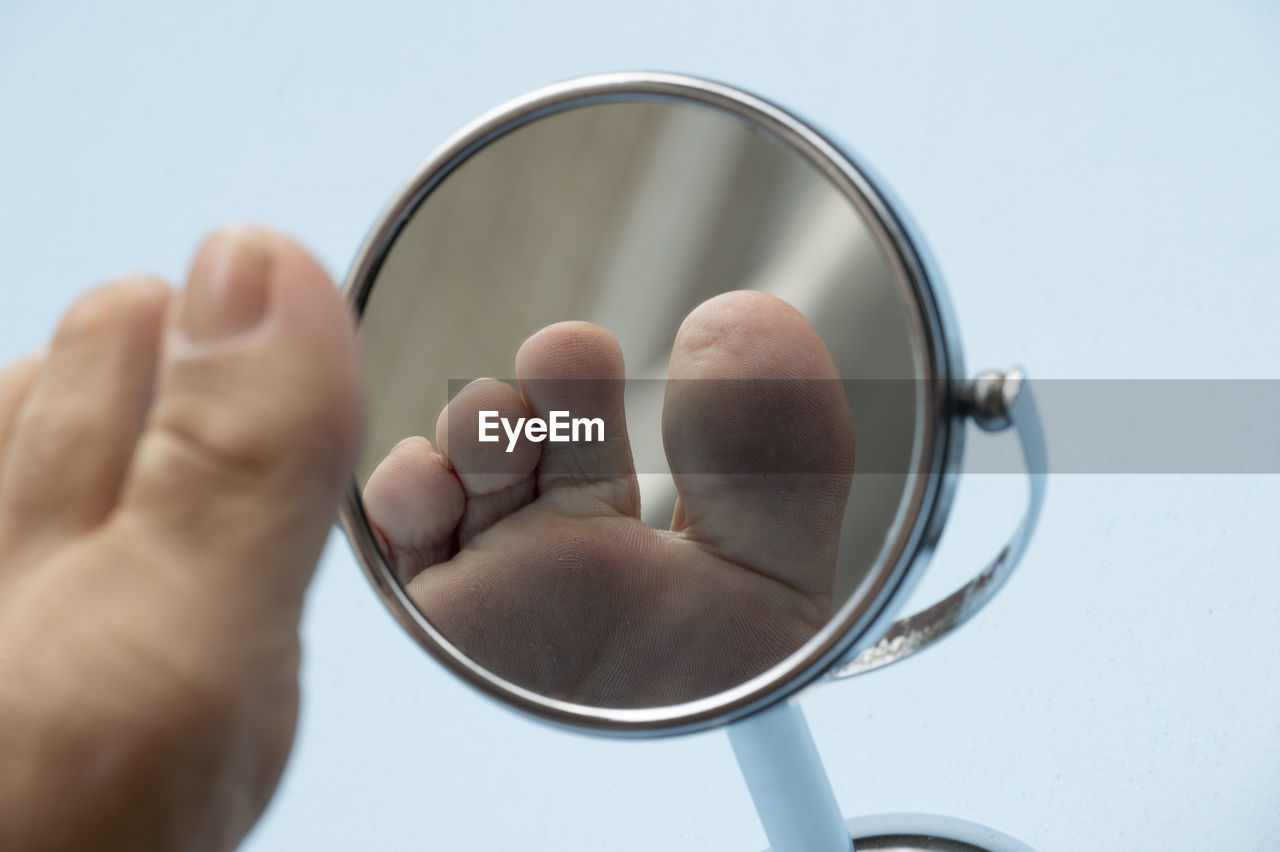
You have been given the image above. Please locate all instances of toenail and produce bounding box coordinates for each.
[181,227,272,341]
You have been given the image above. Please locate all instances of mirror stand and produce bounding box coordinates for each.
[729,703,1038,852]
[728,371,1048,852]
[728,700,851,851]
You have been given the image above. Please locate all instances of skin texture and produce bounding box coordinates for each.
[364,291,855,707]
[0,228,363,852]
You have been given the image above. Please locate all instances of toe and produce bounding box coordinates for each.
[0,348,47,473]
[435,378,539,545]
[436,378,540,497]
[363,436,464,585]
[115,226,364,609]
[663,291,854,604]
[0,278,170,546]
[515,322,639,517]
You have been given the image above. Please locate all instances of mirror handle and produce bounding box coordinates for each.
[830,368,1047,679]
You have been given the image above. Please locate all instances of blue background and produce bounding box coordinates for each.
[3,2,1278,848]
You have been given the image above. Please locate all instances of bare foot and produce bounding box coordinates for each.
[0,228,363,851]
[364,291,853,707]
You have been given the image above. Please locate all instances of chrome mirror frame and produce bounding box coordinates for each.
[337,71,1043,737]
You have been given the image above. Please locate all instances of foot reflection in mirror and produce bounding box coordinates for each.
[362,290,854,708]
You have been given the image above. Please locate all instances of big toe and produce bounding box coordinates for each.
[115,226,364,615]
[663,290,853,605]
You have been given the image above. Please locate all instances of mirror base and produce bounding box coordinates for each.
[843,813,1036,852]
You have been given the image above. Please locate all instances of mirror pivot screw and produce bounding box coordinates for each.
[968,368,1024,433]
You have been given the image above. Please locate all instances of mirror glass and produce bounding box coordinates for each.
[355,98,927,710]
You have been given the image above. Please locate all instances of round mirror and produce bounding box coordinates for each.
[340,73,980,734]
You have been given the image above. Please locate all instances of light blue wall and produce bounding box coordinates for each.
[2,2,1277,848]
